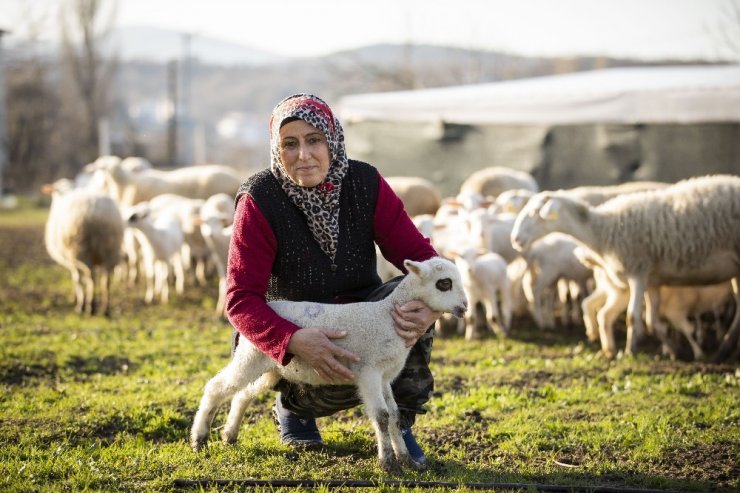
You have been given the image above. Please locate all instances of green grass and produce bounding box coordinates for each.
[1,206,738,492]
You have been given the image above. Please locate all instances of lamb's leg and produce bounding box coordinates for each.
[382,381,426,471]
[190,346,275,451]
[714,277,740,362]
[356,371,400,474]
[645,287,678,359]
[582,288,606,343]
[70,268,84,314]
[625,277,647,356]
[597,287,628,359]
[221,371,281,445]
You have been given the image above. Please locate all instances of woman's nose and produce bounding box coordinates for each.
[298,142,310,160]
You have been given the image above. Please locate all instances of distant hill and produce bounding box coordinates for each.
[105,26,286,66]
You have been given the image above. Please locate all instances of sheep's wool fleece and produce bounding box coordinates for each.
[269,94,349,262]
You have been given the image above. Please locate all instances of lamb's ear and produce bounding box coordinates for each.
[538,197,560,220]
[404,259,424,277]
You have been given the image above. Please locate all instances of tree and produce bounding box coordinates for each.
[59,0,118,164]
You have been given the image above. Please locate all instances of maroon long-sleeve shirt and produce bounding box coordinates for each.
[225,174,437,366]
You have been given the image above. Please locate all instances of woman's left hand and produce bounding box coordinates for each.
[391,300,442,347]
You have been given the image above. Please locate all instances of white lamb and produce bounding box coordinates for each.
[520,233,593,330]
[198,193,236,318]
[576,247,732,360]
[43,180,124,316]
[511,174,740,360]
[190,257,468,474]
[124,204,185,304]
[452,247,511,339]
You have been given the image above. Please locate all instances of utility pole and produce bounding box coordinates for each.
[179,32,194,166]
[167,59,178,165]
[0,29,9,203]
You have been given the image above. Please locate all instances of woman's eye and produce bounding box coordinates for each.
[281,141,297,149]
[308,136,324,145]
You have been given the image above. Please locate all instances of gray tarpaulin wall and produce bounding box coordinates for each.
[338,65,740,197]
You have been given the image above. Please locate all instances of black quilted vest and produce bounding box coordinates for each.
[236,160,382,303]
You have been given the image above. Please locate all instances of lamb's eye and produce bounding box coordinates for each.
[436,278,452,291]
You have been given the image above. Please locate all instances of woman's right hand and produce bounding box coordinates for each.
[286,328,360,383]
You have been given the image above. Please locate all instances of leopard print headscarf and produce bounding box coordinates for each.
[269,94,349,263]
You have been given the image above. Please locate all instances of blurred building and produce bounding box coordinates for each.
[339,64,740,196]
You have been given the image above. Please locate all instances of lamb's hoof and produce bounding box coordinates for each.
[380,457,403,475]
[191,438,205,452]
[221,430,237,445]
[401,455,427,471]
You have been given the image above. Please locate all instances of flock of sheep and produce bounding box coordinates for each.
[382,167,740,363]
[42,157,740,363]
[43,155,240,318]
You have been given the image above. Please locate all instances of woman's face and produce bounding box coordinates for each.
[278,119,331,188]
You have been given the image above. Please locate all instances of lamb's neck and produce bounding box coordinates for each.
[384,280,417,307]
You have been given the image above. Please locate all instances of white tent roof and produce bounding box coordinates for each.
[338,65,740,125]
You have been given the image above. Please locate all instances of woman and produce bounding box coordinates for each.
[226,94,441,465]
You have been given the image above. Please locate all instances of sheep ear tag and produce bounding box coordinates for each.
[539,199,559,220]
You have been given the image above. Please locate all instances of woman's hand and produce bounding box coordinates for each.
[287,328,360,383]
[391,301,442,347]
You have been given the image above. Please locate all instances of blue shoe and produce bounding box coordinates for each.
[401,426,426,466]
[272,395,323,449]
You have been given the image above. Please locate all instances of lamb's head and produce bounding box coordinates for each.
[403,257,468,318]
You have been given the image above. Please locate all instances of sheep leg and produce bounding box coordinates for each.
[582,288,606,343]
[100,268,111,318]
[597,288,628,359]
[173,251,185,294]
[356,370,401,474]
[69,267,85,314]
[190,346,276,451]
[499,278,513,334]
[645,287,678,359]
[714,277,740,362]
[625,277,647,355]
[382,381,425,471]
[221,371,281,445]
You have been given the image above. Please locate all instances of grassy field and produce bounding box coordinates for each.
[0,206,738,492]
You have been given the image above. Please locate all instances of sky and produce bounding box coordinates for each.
[2,0,739,61]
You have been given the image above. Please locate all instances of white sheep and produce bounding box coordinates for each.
[520,233,592,330]
[565,181,670,206]
[576,247,732,360]
[385,176,442,217]
[190,257,468,474]
[198,193,236,318]
[93,156,242,206]
[459,166,539,199]
[43,181,124,316]
[511,174,740,360]
[124,204,185,304]
[452,248,511,339]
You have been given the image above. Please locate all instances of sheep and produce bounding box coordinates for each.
[93,155,243,206]
[190,257,468,474]
[519,233,593,330]
[148,194,210,288]
[511,174,740,360]
[459,166,538,199]
[385,176,442,217]
[124,204,185,304]
[198,193,236,317]
[43,180,124,316]
[576,247,733,360]
[451,247,511,339]
[491,188,535,215]
[467,208,519,263]
[565,181,670,206]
